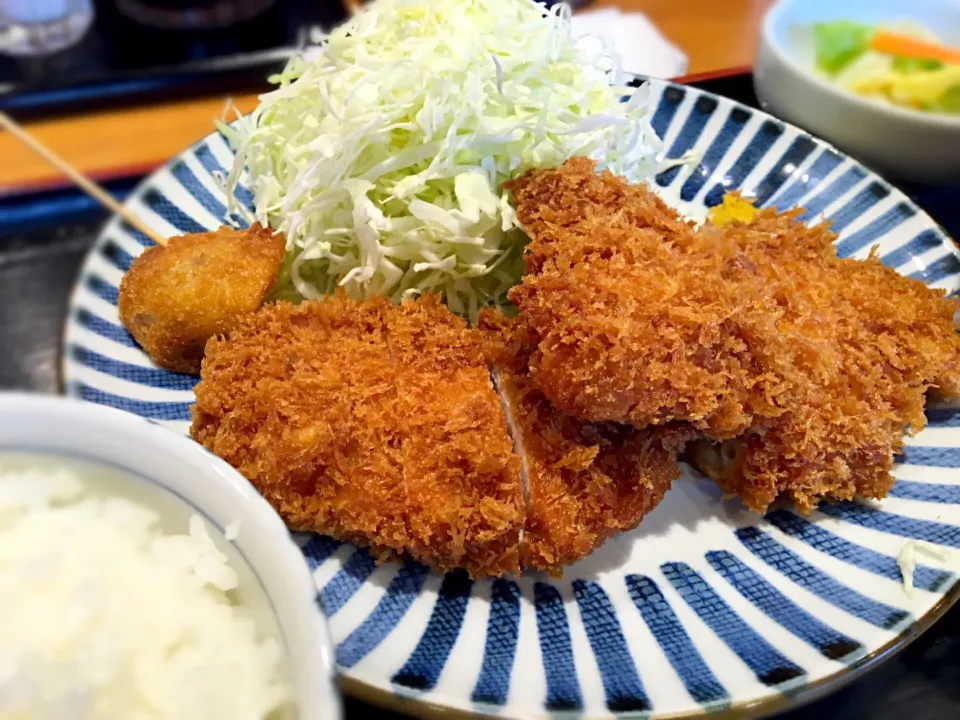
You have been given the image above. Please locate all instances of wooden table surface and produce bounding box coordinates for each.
[0,0,772,195]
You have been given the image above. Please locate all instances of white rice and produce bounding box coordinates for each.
[0,462,291,719]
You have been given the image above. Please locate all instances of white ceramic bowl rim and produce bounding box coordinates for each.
[0,392,340,720]
[762,0,960,129]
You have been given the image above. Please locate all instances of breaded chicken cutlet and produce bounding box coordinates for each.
[507,158,960,513]
[118,224,285,374]
[506,157,794,440]
[479,311,689,572]
[191,293,688,577]
[693,208,960,512]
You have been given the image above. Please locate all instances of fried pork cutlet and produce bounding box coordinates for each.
[479,311,690,573]
[507,158,960,513]
[119,224,286,374]
[191,295,412,557]
[692,208,960,513]
[384,296,524,574]
[192,293,523,577]
[506,157,794,441]
[191,293,687,576]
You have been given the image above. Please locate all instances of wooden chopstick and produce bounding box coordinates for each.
[0,111,167,247]
[343,0,363,16]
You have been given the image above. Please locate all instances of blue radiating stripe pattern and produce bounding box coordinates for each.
[472,579,522,706]
[927,407,960,427]
[735,527,909,629]
[880,229,943,269]
[818,502,960,548]
[85,275,119,305]
[76,386,191,420]
[74,309,137,348]
[679,107,751,202]
[751,135,817,207]
[650,85,686,140]
[71,347,197,391]
[704,119,783,207]
[120,220,157,247]
[707,550,862,661]
[319,548,379,616]
[889,480,960,504]
[573,580,649,712]
[393,570,473,691]
[796,166,867,223]
[910,253,960,285]
[821,182,890,234]
[834,202,917,258]
[195,142,256,210]
[656,95,718,187]
[336,562,429,669]
[142,187,208,235]
[765,510,950,592]
[662,562,806,687]
[100,238,135,272]
[899,445,960,468]
[767,148,842,210]
[625,574,728,706]
[534,582,583,710]
[170,160,228,221]
[301,535,341,571]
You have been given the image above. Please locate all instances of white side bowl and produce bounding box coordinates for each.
[755,0,960,183]
[0,392,340,720]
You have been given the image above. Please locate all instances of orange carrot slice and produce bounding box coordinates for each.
[869,30,960,65]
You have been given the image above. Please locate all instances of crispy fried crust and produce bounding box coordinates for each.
[506,158,794,440]
[191,295,410,557]
[118,224,285,373]
[387,296,524,575]
[191,294,524,577]
[507,158,960,513]
[479,311,689,575]
[694,209,960,513]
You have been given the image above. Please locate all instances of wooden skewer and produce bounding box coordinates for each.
[0,111,167,247]
[343,0,363,16]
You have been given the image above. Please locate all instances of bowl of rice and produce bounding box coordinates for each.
[0,392,340,720]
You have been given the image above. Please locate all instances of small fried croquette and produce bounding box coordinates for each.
[479,311,689,575]
[118,224,285,374]
[506,157,794,440]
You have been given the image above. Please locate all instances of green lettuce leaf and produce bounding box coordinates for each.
[814,21,873,74]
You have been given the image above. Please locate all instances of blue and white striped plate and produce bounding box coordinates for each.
[62,78,960,719]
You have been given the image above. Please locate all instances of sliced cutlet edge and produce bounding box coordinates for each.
[384,294,524,577]
[190,294,411,560]
[478,310,690,576]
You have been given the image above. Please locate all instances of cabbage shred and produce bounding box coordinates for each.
[224,0,661,317]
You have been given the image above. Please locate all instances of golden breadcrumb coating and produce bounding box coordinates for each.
[506,157,794,441]
[191,295,411,558]
[385,295,524,575]
[508,158,960,513]
[479,311,689,575]
[192,293,524,577]
[693,208,960,513]
[119,224,285,373]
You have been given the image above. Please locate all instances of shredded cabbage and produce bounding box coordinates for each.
[222,0,661,318]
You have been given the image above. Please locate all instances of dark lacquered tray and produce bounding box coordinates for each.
[0,72,957,720]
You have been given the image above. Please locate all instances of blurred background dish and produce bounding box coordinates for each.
[0,392,341,720]
[755,0,960,182]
